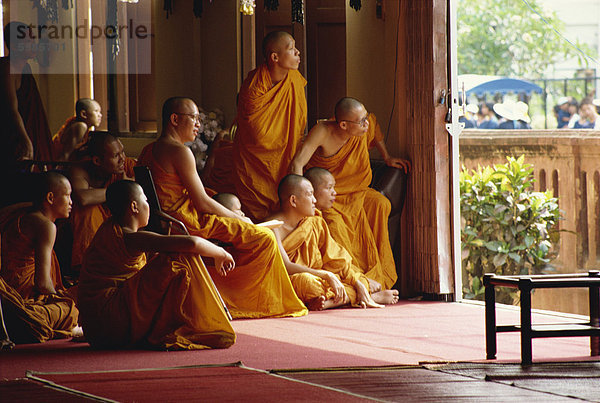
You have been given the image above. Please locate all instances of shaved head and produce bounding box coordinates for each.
[86,132,117,158]
[33,172,69,207]
[213,193,240,211]
[334,97,364,122]
[75,98,97,116]
[304,167,333,189]
[278,174,309,203]
[162,97,193,128]
[262,31,292,60]
[106,180,142,219]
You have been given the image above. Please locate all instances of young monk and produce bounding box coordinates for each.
[212,193,245,218]
[266,174,399,310]
[52,98,103,161]
[290,98,410,290]
[136,97,307,319]
[229,31,307,221]
[77,180,236,350]
[69,132,135,273]
[0,172,81,340]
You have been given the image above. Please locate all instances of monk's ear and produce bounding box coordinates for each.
[91,155,102,167]
[289,194,297,208]
[270,51,279,65]
[339,121,348,131]
[130,200,139,214]
[80,109,88,120]
[46,191,55,205]
[170,112,179,127]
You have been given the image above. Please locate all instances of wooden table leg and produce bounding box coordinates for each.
[484,274,497,359]
[520,278,533,365]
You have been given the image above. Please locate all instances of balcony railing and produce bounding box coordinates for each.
[460,129,600,315]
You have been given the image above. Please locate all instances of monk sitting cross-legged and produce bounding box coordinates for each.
[265,174,399,311]
[68,132,135,274]
[290,97,410,290]
[77,180,236,350]
[52,98,103,162]
[0,172,81,341]
[136,97,307,319]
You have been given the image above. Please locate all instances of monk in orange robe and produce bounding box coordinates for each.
[0,172,80,341]
[137,97,307,319]
[267,174,399,310]
[0,22,53,163]
[69,132,135,273]
[52,98,103,162]
[78,180,235,350]
[290,98,410,290]
[229,31,307,221]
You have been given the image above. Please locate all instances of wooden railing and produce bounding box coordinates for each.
[460,129,600,315]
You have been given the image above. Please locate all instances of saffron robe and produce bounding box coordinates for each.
[70,157,136,270]
[282,216,370,305]
[203,139,236,194]
[137,143,307,319]
[233,64,307,221]
[51,116,90,161]
[0,62,53,162]
[306,114,397,289]
[78,219,235,350]
[0,209,79,340]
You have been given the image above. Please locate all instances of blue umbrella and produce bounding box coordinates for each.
[466,78,543,96]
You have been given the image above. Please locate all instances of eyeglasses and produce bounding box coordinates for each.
[175,112,200,123]
[340,114,369,127]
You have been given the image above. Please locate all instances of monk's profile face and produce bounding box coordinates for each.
[133,185,150,227]
[51,178,73,219]
[96,139,125,175]
[174,100,201,143]
[294,180,317,217]
[273,35,300,70]
[343,106,369,137]
[83,101,102,128]
[313,174,336,210]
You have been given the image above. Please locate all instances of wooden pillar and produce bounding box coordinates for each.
[399,0,454,297]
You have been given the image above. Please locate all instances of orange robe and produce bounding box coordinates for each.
[70,157,136,270]
[78,219,235,350]
[137,143,307,319]
[0,209,79,340]
[306,114,397,289]
[203,139,236,194]
[233,64,307,221]
[0,62,54,162]
[282,216,370,305]
[51,116,90,161]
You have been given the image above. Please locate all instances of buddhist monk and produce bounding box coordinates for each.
[77,180,235,350]
[290,98,410,290]
[0,21,53,163]
[268,174,399,310]
[136,97,307,319]
[229,31,307,221]
[212,193,246,218]
[0,172,81,340]
[69,132,135,273]
[53,98,103,161]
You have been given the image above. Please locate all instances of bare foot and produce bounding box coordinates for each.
[368,278,382,293]
[70,325,85,342]
[306,296,327,311]
[372,289,399,305]
[1,338,14,350]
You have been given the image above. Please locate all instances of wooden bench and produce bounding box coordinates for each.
[483,271,600,364]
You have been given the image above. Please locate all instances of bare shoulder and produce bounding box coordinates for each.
[21,211,55,241]
[306,120,333,141]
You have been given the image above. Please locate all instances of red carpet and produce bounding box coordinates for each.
[27,363,373,402]
[0,302,594,380]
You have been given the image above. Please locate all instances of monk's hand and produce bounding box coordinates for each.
[215,249,235,276]
[384,157,411,173]
[323,272,347,304]
[240,215,253,224]
[15,137,34,161]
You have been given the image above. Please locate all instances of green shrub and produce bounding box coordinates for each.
[460,155,562,304]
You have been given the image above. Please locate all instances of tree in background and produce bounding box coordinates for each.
[458,0,593,78]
